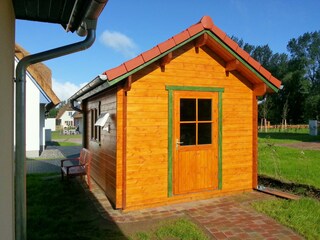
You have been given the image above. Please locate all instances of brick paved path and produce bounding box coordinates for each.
[83,180,303,240]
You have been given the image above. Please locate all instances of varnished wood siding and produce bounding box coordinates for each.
[86,88,117,205]
[125,43,253,209]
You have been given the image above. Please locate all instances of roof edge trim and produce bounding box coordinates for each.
[105,31,206,89]
[205,31,279,93]
[105,29,279,93]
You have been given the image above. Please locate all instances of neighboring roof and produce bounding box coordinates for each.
[56,104,74,119]
[13,0,108,33]
[73,112,83,119]
[15,44,60,107]
[102,16,281,92]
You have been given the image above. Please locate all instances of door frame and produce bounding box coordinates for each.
[166,85,224,197]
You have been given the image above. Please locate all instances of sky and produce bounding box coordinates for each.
[16,0,320,101]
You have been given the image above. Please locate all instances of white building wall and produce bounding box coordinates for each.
[45,118,56,131]
[60,110,76,128]
[25,74,40,157]
[0,1,15,239]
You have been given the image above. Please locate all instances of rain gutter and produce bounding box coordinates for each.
[69,74,108,113]
[15,0,108,237]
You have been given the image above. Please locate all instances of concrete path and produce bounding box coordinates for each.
[27,146,81,174]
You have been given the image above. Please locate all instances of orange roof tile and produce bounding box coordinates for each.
[103,16,281,91]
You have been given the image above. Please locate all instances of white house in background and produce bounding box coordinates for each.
[15,44,60,158]
[56,105,76,128]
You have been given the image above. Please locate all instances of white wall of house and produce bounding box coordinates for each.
[45,118,56,131]
[24,65,41,157]
[14,59,54,158]
[0,1,15,239]
[60,110,76,128]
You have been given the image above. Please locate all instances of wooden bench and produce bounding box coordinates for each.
[60,148,92,190]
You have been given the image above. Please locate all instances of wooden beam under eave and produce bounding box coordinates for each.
[225,59,240,76]
[194,33,208,53]
[195,33,208,48]
[253,83,267,96]
[225,59,240,72]
[159,52,173,72]
[124,76,132,92]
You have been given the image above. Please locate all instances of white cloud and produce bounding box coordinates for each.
[52,78,87,101]
[99,30,138,57]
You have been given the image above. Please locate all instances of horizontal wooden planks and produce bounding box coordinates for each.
[86,88,118,206]
[121,44,256,208]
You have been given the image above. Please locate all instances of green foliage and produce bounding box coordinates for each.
[252,198,320,240]
[47,107,59,118]
[233,31,320,123]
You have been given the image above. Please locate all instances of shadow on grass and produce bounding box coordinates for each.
[47,141,81,147]
[258,132,320,143]
[27,174,127,240]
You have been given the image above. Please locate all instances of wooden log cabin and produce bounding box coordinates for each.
[69,16,281,210]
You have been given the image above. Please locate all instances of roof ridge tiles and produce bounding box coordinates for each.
[103,15,281,90]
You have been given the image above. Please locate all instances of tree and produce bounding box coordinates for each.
[287,31,320,87]
[287,31,320,120]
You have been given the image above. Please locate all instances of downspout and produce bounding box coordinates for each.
[258,95,267,105]
[15,21,96,240]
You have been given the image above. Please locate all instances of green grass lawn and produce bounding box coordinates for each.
[27,174,125,240]
[252,198,320,240]
[258,132,320,188]
[27,174,208,240]
[259,129,320,144]
[51,130,82,140]
[47,141,81,147]
[130,218,209,240]
[256,130,320,239]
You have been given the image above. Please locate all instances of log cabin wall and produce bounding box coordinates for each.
[86,88,118,205]
[124,42,253,209]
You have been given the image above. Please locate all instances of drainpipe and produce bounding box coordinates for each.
[15,20,97,240]
[258,95,267,105]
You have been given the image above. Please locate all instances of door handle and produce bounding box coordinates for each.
[176,139,184,149]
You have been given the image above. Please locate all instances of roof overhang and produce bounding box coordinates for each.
[70,16,282,103]
[13,0,108,35]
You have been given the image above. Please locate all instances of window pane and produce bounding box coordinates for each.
[180,123,196,145]
[198,99,212,121]
[198,123,212,144]
[180,99,196,121]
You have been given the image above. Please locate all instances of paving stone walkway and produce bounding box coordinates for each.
[83,179,304,240]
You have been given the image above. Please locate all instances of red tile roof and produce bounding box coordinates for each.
[103,16,281,90]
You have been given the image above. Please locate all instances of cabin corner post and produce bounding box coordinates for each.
[121,78,131,209]
[252,93,258,189]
